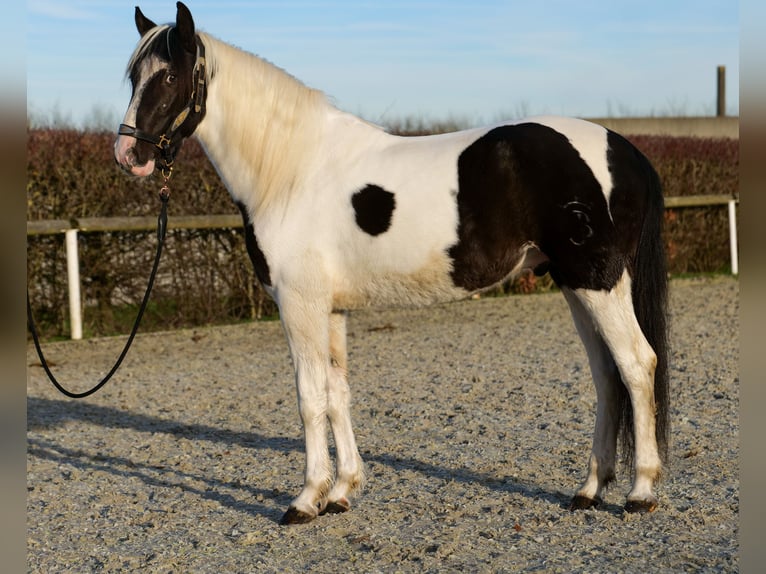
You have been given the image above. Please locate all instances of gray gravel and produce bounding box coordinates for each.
[27,276,739,573]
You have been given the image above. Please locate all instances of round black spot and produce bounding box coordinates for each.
[351,184,396,236]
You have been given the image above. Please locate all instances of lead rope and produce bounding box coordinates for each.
[27,175,172,399]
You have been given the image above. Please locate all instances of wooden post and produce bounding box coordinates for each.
[717,65,726,117]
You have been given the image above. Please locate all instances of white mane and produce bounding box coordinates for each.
[195,32,331,213]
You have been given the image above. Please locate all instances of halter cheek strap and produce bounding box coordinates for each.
[119,36,207,170]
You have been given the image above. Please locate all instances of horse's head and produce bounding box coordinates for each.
[114,2,206,177]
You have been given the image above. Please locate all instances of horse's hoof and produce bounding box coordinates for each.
[569,495,602,511]
[280,506,317,525]
[624,497,658,513]
[320,498,351,516]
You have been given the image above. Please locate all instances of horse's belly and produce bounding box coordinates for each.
[331,250,468,310]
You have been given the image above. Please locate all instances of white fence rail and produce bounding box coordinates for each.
[28,195,738,340]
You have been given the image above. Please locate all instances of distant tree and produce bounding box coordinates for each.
[27,102,119,131]
[81,103,119,132]
[27,101,74,129]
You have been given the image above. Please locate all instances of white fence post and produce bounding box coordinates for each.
[65,229,83,340]
[728,199,738,275]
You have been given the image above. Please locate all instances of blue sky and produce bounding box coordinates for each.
[27,1,739,129]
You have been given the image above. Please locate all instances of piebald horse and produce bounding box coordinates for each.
[115,2,669,525]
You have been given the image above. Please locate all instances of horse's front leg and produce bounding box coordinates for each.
[279,298,334,525]
[322,311,364,515]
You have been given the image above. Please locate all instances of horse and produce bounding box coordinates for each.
[114,2,669,525]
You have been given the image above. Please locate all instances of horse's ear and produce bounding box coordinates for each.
[175,1,196,54]
[134,6,157,36]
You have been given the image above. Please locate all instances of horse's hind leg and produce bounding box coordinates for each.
[564,270,662,512]
[322,311,364,515]
[562,288,620,509]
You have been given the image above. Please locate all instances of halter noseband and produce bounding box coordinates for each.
[119,35,207,171]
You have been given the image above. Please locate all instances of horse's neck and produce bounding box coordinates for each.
[194,34,331,213]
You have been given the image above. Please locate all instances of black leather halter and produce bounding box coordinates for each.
[118,35,207,171]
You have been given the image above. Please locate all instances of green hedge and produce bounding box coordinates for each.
[26,128,738,338]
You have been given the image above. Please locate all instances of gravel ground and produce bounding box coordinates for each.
[27,276,739,573]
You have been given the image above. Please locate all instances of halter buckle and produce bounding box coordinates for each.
[156,134,172,150]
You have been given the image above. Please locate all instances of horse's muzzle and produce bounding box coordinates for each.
[114,134,156,177]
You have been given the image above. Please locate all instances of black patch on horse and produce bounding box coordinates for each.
[448,123,629,292]
[351,184,396,236]
[235,201,272,287]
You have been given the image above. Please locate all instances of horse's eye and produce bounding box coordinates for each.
[166,73,177,85]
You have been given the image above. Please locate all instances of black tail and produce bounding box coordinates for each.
[619,159,670,469]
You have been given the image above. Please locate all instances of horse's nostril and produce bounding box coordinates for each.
[125,148,137,167]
